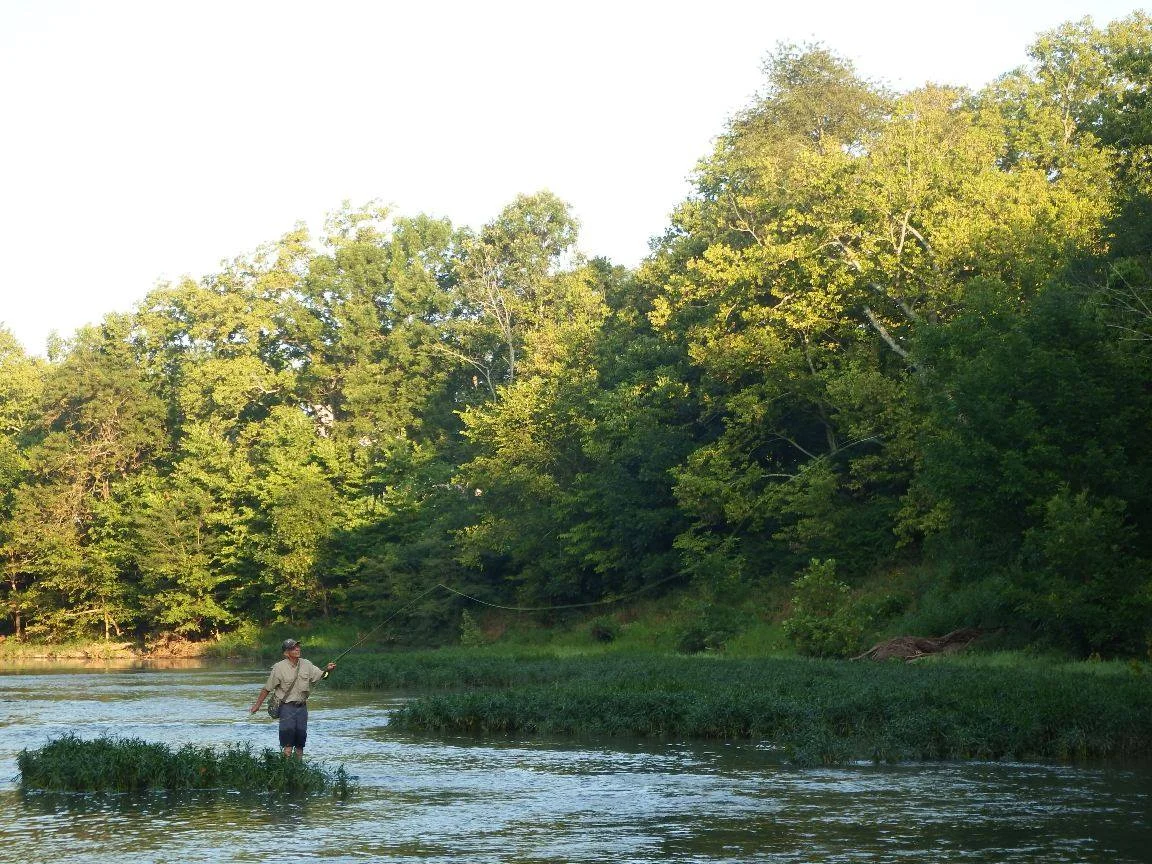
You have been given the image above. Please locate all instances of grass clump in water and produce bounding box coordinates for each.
[18,735,353,797]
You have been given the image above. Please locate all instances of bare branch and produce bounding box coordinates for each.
[774,432,819,460]
[901,219,940,274]
[835,234,923,325]
[427,343,498,398]
[835,238,866,273]
[727,192,764,246]
[867,283,922,324]
[1104,322,1152,341]
[862,305,915,365]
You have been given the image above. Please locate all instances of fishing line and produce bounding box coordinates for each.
[434,572,684,612]
[327,582,445,665]
[325,573,683,666]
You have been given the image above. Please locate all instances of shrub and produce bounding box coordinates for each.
[459,610,485,647]
[782,558,865,658]
[896,573,1013,639]
[673,601,741,653]
[1018,489,1151,657]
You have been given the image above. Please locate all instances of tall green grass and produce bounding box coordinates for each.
[330,650,1152,765]
[18,735,353,796]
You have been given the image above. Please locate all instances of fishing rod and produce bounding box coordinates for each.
[324,573,685,666]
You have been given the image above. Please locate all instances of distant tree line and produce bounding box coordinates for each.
[1,15,1150,656]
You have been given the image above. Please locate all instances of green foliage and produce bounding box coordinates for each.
[18,734,351,796]
[782,559,866,657]
[894,574,1013,640]
[459,610,485,647]
[1,18,1151,660]
[1018,489,1151,656]
[673,600,742,654]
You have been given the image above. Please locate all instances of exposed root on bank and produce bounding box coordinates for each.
[852,628,986,662]
[143,632,213,658]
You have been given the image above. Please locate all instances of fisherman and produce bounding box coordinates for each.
[249,638,337,758]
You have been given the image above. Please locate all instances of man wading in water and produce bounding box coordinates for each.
[249,639,337,757]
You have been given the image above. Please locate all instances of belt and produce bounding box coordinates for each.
[284,701,306,706]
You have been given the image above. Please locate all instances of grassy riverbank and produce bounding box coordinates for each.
[327,650,1152,765]
[0,621,365,662]
[18,735,352,796]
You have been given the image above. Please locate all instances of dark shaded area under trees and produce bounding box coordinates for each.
[1,14,1150,658]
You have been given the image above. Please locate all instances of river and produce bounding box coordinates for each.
[0,660,1148,863]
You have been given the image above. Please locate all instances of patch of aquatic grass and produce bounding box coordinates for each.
[373,653,1152,765]
[18,735,353,796]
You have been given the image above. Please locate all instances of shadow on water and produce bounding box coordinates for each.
[12,787,356,861]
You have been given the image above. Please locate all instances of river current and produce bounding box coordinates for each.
[0,661,1148,863]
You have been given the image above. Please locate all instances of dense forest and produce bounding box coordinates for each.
[2,15,1150,657]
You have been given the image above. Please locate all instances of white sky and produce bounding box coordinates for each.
[1,0,1146,354]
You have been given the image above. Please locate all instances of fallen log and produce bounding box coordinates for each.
[852,627,985,662]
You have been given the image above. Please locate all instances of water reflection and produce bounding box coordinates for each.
[1,662,1149,863]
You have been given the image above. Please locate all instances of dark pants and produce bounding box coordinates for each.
[278,702,308,749]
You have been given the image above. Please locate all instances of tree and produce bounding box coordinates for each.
[11,317,167,638]
[906,283,1152,574]
[0,330,45,638]
[446,192,580,395]
[648,41,1110,591]
[454,258,608,602]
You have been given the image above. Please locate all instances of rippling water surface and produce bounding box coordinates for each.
[1,661,1148,863]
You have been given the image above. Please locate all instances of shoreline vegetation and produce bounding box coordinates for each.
[6,632,1147,766]
[0,636,212,661]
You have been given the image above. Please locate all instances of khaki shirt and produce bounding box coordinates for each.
[264,658,326,704]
